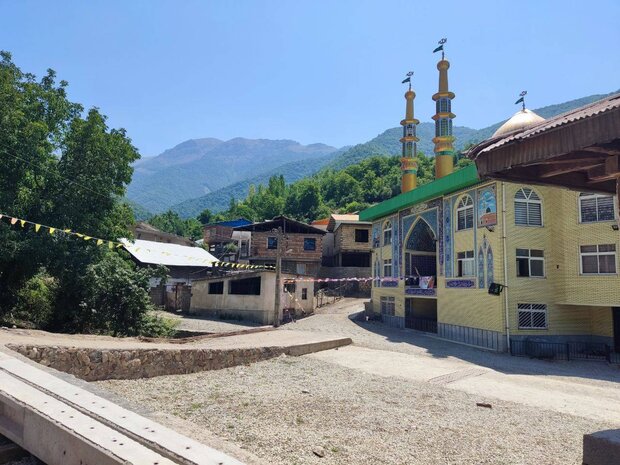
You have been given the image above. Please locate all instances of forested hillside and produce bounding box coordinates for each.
[127,138,337,213]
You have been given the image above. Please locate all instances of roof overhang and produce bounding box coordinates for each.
[467,94,620,196]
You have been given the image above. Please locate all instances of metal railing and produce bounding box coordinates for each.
[510,338,619,363]
[405,317,438,334]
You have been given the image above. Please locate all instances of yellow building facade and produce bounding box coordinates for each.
[362,165,620,353]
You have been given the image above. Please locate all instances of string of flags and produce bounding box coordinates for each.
[0,212,274,271]
[284,275,431,284]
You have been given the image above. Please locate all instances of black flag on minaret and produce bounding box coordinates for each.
[402,71,413,84]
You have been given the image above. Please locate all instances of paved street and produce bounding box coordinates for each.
[285,298,620,423]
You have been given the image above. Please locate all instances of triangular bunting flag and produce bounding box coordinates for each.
[35,224,41,232]
[10,217,17,225]
[49,228,55,235]
[96,239,103,246]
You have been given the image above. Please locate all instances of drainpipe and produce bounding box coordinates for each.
[501,182,511,352]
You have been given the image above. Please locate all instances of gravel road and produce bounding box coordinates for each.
[97,299,620,465]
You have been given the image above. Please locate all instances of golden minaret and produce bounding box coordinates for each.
[400,72,419,193]
[432,39,455,179]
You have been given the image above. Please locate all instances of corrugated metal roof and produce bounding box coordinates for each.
[359,165,480,221]
[474,93,620,155]
[121,239,217,267]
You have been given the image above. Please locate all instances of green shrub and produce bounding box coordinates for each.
[12,273,57,328]
[140,312,179,338]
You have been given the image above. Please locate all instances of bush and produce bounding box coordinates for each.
[12,273,57,328]
[77,253,168,336]
[140,312,179,338]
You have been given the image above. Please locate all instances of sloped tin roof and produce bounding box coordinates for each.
[121,239,217,267]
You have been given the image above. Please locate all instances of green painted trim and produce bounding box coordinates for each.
[359,165,480,221]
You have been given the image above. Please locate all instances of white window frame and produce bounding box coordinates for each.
[579,244,617,275]
[456,195,474,231]
[380,296,395,316]
[516,249,545,278]
[514,187,543,227]
[517,303,548,329]
[383,258,392,277]
[383,221,392,246]
[578,193,616,223]
[457,251,475,277]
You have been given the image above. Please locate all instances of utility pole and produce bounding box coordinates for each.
[273,227,282,327]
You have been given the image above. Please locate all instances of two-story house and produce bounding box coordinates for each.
[234,216,326,276]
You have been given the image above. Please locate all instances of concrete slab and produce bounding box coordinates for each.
[583,429,620,465]
[0,353,245,465]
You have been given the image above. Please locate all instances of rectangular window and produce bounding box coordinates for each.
[580,244,617,274]
[301,288,308,300]
[229,277,261,295]
[579,194,615,223]
[208,281,224,294]
[267,236,278,250]
[380,296,395,316]
[516,249,545,277]
[518,303,547,329]
[355,229,369,243]
[304,237,316,251]
[296,263,307,275]
[515,201,542,225]
[457,251,475,277]
[284,282,296,293]
[383,259,392,277]
[240,240,249,258]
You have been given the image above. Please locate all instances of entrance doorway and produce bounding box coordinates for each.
[405,298,437,333]
[613,307,620,353]
[404,220,437,287]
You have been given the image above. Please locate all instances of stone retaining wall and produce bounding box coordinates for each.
[7,338,351,382]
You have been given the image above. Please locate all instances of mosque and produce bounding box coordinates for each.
[359,43,620,356]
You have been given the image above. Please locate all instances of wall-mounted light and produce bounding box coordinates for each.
[612,224,619,231]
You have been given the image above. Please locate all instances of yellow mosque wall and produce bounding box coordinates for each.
[369,179,619,349]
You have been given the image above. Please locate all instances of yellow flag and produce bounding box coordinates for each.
[83,236,91,241]
[49,228,55,235]
[76,233,84,238]
[108,241,114,249]
[64,229,71,233]
[35,224,41,232]
[116,243,123,248]
[96,239,103,246]
[20,220,25,227]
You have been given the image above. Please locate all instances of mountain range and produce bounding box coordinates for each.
[127,89,619,219]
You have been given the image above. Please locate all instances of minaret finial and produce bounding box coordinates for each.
[399,71,419,194]
[433,38,447,60]
[515,90,527,111]
[402,71,413,91]
[432,38,455,179]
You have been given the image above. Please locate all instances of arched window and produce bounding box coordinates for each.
[515,188,542,226]
[383,220,392,246]
[456,195,474,230]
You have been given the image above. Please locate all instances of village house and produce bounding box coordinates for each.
[190,270,315,324]
[132,221,195,246]
[234,216,326,276]
[121,238,217,311]
[361,52,620,357]
[202,218,252,263]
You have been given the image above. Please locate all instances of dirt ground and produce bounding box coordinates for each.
[96,298,620,465]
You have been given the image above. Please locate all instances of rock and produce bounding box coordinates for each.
[476,402,492,409]
[301,389,310,394]
[312,446,326,458]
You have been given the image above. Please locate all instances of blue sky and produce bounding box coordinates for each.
[2,0,619,157]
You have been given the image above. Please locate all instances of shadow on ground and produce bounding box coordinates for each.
[348,311,620,384]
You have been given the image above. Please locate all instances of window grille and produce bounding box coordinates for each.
[380,296,395,316]
[457,251,475,277]
[518,303,547,329]
[383,221,392,245]
[580,244,617,274]
[579,193,615,223]
[456,195,474,230]
[383,259,392,277]
[515,188,542,226]
[516,249,545,277]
